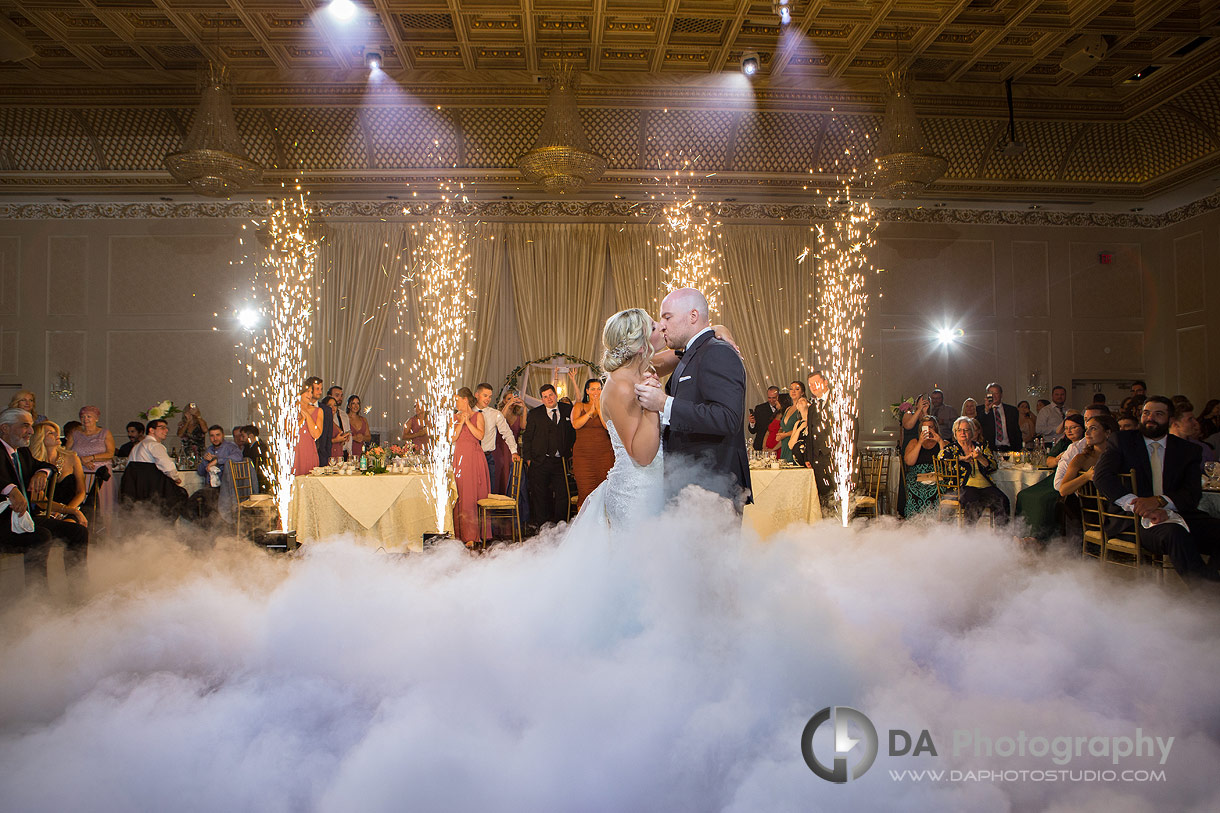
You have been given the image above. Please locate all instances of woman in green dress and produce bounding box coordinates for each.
[1014,413,1085,540]
[776,380,805,464]
[903,415,946,517]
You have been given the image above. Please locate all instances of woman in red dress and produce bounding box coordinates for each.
[452,387,489,546]
[570,379,613,510]
[293,379,323,475]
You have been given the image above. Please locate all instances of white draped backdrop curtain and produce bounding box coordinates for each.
[296,221,816,438]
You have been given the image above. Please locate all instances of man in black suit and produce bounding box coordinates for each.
[805,370,834,501]
[748,386,781,452]
[521,383,575,527]
[0,407,89,594]
[1093,395,1219,586]
[636,287,751,512]
[316,383,342,464]
[979,382,1023,452]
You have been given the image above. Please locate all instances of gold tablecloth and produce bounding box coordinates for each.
[289,472,453,551]
[744,466,823,537]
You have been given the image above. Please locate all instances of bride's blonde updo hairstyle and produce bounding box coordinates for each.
[601,308,652,373]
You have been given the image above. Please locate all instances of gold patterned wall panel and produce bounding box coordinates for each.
[733,111,824,175]
[232,108,282,170]
[815,114,881,175]
[1130,107,1215,180]
[363,106,460,167]
[582,108,642,169]
[0,107,98,172]
[269,107,368,171]
[1062,123,1146,184]
[77,107,181,173]
[921,116,998,180]
[460,106,544,168]
[642,108,735,168]
[983,120,1085,182]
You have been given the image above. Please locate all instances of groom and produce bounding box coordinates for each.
[635,288,752,513]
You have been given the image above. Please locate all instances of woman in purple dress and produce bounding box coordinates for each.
[68,405,116,522]
[452,387,489,546]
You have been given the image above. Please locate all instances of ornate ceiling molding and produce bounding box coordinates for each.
[2,192,1217,230]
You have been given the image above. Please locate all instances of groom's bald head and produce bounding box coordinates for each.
[659,287,710,350]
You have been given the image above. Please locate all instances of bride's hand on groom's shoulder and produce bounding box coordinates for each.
[711,324,742,356]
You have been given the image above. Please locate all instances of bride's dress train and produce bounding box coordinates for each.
[567,418,664,535]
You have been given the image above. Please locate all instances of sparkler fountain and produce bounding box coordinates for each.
[400,203,474,533]
[242,186,318,528]
[814,186,878,527]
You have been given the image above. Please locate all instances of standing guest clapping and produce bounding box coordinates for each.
[293,377,323,475]
[346,396,371,460]
[570,379,613,509]
[452,387,489,547]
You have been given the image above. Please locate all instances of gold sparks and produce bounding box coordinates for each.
[814,185,877,527]
[242,185,318,528]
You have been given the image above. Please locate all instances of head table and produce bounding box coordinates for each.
[290,471,454,552]
[290,464,824,549]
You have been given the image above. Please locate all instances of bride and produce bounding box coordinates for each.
[574,308,674,531]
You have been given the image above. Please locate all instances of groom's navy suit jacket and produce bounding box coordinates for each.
[663,330,752,508]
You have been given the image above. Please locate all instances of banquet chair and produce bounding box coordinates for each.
[81,470,104,528]
[478,457,523,547]
[230,459,275,537]
[1098,470,1174,582]
[33,470,58,517]
[1076,481,1106,561]
[562,457,578,520]
[852,453,884,519]
[933,456,964,525]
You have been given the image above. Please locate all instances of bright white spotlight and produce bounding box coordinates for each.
[328,0,356,22]
[774,0,792,25]
[364,47,382,71]
[237,308,260,330]
[937,326,964,345]
[741,51,759,76]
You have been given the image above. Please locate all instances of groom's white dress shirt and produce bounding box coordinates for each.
[660,326,715,427]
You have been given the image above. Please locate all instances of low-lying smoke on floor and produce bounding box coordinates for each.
[2,492,1218,812]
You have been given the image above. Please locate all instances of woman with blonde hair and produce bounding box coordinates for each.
[8,390,48,423]
[31,420,88,526]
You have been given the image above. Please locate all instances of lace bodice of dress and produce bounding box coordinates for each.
[603,418,665,528]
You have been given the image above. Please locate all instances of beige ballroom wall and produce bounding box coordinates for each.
[0,209,1216,445]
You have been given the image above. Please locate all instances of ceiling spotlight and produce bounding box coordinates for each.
[364,47,382,71]
[937,327,964,345]
[774,0,792,25]
[237,308,260,330]
[741,51,760,76]
[328,0,356,22]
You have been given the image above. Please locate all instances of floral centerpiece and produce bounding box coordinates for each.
[363,444,388,474]
[889,395,919,422]
[139,399,181,422]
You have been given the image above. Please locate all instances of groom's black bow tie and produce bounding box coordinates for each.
[673,348,685,358]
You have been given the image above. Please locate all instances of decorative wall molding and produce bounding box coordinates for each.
[3,192,1218,229]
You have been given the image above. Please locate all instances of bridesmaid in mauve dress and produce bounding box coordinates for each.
[491,391,525,495]
[452,388,489,546]
[293,383,323,475]
[570,379,613,509]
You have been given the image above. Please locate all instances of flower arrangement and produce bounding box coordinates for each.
[139,399,181,422]
[388,444,406,457]
[889,395,919,422]
[363,444,388,474]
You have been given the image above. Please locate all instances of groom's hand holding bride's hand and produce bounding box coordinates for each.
[635,376,667,412]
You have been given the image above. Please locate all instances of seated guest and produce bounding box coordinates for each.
[1117,412,1139,432]
[0,407,89,594]
[901,394,931,448]
[231,426,245,447]
[186,424,245,522]
[30,420,87,525]
[243,424,270,494]
[1047,413,1085,468]
[1092,392,1109,407]
[122,419,188,517]
[1058,414,1120,498]
[116,421,145,458]
[1017,400,1036,448]
[1198,398,1220,439]
[346,396,371,460]
[1093,396,1219,586]
[1035,385,1068,443]
[903,415,946,518]
[1036,399,1050,413]
[1128,380,1147,406]
[403,400,431,452]
[1169,399,1216,463]
[62,420,82,445]
[961,398,978,422]
[788,397,810,467]
[979,382,1023,452]
[9,390,48,423]
[928,389,957,440]
[749,386,782,452]
[939,416,1010,525]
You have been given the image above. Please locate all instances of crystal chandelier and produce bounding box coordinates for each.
[871,68,947,198]
[516,66,606,194]
[166,62,262,197]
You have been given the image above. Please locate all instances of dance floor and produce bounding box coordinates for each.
[1,494,1218,811]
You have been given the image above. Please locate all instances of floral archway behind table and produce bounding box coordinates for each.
[501,353,604,407]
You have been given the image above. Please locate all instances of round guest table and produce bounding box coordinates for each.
[290,472,453,551]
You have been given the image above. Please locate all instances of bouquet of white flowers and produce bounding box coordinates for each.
[139,399,181,421]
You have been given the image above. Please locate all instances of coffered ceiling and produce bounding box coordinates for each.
[2,0,1220,210]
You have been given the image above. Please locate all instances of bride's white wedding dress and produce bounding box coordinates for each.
[567,418,664,534]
